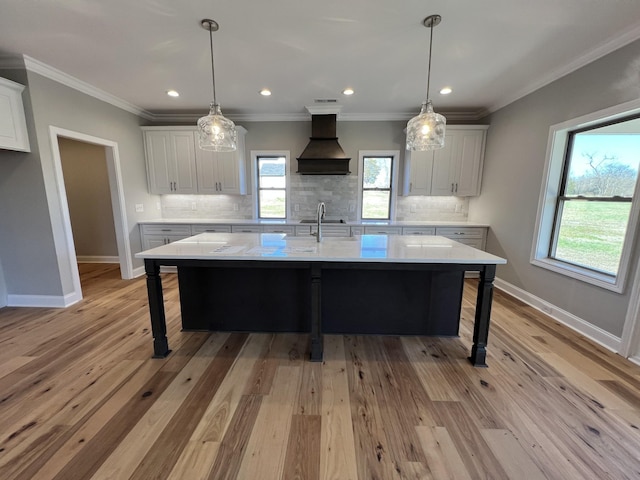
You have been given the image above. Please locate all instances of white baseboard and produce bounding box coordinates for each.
[132,266,146,278]
[7,290,82,308]
[77,255,120,264]
[629,355,640,367]
[494,277,622,354]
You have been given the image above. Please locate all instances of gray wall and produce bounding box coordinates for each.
[59,138,118,258]
[0,259,6,307]
[0,66,63,296]
[469,38,640,337]
[0,67,157,300]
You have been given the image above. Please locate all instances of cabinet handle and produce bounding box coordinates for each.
[161,229,171,232]
[455,183,458,193]
[451,183,454,193]
[409,182,412,192]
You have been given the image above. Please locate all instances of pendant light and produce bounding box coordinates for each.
[197,19,237,151]
[406,15,446,151]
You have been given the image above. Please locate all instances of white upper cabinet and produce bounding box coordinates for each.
[195,126,247,194]
[144,129,198,194]
[143,126,247,195]
[0,77,30,152]
[404,126,487,197]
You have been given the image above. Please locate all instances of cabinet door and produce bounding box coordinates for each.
[144,132,173,194]
[219,127,247,194]
[142,236,167,250]
[144,130,198,194]
[404,150,433,196]
[430,134,458,196]
[171,131,198,194]
[194,148,219,194]
[454,130,485,196]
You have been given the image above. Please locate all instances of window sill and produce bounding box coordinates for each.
[530,257,624,293]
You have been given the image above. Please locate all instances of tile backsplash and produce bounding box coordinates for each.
[160,175,468,222]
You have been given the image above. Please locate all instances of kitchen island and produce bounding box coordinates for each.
[135,233,506,366]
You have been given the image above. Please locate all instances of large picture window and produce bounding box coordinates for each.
[532,108,640,292]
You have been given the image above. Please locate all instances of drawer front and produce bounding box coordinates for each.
[310,225,351,237]
[295,225,312,236]
[231,225,263,233]
[435,227,485,239]
[402,227,436,235]
[141,224,192,236]
[350,226,364,236]
[191,224,232,234]
[364,226,402,235]
[262,225,296,234]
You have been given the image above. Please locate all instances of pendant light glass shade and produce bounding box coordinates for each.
[197,19,237,152]
[198,103,237,151]
[406,100,446,150]
[406,15,446,151]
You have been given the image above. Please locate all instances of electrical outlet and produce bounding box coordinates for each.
[135,203,144,213]
[294,204,300,212]
[191,202,197,211]
[455,204,462,213]
[410,204,417,213]
[156,202,161,210]
[233,203,239,211]
[349,203,355,212]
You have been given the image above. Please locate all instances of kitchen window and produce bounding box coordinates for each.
[254,151,290,219]
[531,105,640,292]
[359,150,399,220]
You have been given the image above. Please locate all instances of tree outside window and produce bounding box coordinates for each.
[551,131,640,276]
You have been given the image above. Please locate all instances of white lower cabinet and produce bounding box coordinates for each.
[140,224,192,249]
[231,225,263,233]
[364,226,402,235]
[263,225,296,234]
[435,227,487,250]
[191,225,232,234]
[401,227,436,235]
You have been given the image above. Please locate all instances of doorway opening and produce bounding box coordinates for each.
[49,127,133,305]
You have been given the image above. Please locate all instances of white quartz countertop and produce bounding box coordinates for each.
[138,218,490,227]
[135,233,506,265]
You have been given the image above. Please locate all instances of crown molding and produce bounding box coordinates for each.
[148,109,486,124]
[487,21,640,114]
[10,55,486,124]
[21,55,155,120]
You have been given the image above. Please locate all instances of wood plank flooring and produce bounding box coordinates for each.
[1,263,639,479]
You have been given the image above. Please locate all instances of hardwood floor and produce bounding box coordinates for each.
[1,263,639,479]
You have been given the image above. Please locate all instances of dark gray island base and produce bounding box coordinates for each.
[143,258,497,367]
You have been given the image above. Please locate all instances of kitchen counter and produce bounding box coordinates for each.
[139,218,490,227]
[137,233,505,366]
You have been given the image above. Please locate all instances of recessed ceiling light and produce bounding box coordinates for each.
[166,90,180,97]
[440,87,452,95]
[342,88,354,96]
[260,88,272,96]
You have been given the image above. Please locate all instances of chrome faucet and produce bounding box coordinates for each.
[314,202,326,242]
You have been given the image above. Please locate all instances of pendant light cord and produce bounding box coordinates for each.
[426,21,434,102]
[208,22,217,106]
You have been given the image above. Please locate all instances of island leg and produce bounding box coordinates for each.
[469,264,496,367]
[310,264,323,361]
[144,259,171,358]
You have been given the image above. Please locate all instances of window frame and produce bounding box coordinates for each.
[531,100,640,293]
[252,150,291,220]
[357,150,400,222]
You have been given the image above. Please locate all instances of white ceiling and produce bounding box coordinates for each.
[1,0,640,121]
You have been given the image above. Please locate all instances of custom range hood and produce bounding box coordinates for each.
[297,106,351,175]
